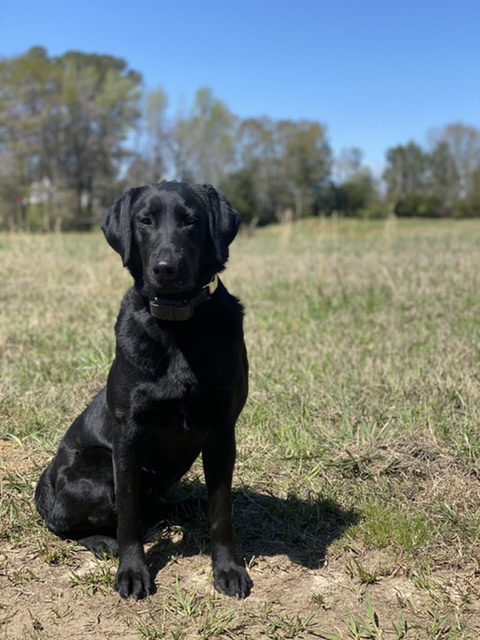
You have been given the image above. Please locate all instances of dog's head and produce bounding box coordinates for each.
[102,182,240,298]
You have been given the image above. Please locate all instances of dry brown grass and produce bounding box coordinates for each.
[1,218,480,638]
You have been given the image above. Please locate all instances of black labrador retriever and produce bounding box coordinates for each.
[35,181,252,600]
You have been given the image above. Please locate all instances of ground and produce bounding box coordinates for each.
[1,439,479,640]
[2,221,480,638]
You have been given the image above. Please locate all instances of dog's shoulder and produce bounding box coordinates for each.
[202,281,245,334]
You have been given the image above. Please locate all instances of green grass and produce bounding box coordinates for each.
[1,218,480,638]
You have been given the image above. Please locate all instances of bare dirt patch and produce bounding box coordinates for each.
[1,440,480,639]
[0,440,40,480]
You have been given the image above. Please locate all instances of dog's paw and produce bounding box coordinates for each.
[78,535,119,559]
[115,563,156,600]
[213,562,253,599]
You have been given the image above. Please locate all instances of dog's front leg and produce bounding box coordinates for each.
[113,431,155,600]
[202,429,253,599]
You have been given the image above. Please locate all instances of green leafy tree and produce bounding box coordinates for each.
[315,148,380,218]
[341,173,377,216]
[394,193,444,217]
[383,142,429,200]
[0,47,142,229]
[384,125,480,218]
[220,169,257,225]
[223,117,332,224]
[0,47,62,228]
[56,51,142,227]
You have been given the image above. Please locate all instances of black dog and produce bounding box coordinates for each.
[35,181,252,600]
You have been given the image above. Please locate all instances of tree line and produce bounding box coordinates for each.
[1,47,479,231]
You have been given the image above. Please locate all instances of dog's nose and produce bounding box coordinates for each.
[152,258,178,280]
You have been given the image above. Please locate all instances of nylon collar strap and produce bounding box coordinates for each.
[149,275,219,322]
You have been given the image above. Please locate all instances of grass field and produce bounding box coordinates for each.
[1,217,480,638]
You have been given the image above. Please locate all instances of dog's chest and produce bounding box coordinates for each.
[137,375,211,477]
[155,345,199,400]
[130,346,210,426]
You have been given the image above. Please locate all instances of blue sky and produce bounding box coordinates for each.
[1,0,479,175]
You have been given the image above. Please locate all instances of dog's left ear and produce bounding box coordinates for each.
[204,185,241,267]
[102,187,141,267]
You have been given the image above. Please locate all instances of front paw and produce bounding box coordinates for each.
[213,562,253,599]
[115,563,156,600]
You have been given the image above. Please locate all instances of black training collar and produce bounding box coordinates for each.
[148,275,219,321]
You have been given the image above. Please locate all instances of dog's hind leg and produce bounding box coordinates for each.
[35,445,118,557]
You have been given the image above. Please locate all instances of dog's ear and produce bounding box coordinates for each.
[102,187,140,267]
[204,185,241,267]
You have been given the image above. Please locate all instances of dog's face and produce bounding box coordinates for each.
[102,182,240,298]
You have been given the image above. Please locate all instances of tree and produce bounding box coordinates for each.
[0,47,62,228]
[341,173,377,216]
[127,87,169,185]
[169,88,236,185]
[220,169,257,225]
[383,141,447,218]
[0,48,142,230]
[335,147,364,183]
[56,51,142,227]
[394,193,444,217]
[384,125,480,218]
[429,123,480,198]
[223,117,332,224]
[315,148,380,218]
[275,120,332,219]
[383,142,430,200]
[428,141,458,210]
[231,117,278,223]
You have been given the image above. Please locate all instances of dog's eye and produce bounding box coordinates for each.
[139,217,152,226]
[183,216,197,228]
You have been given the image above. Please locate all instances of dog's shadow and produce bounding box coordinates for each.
[144,482,359,579]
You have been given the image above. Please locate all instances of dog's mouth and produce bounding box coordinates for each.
[150,280,192,296]
[146,273,205,300]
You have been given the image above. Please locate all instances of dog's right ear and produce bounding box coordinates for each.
[102,188,140,267]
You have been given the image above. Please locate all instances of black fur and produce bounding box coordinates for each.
[35,181,252,600]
